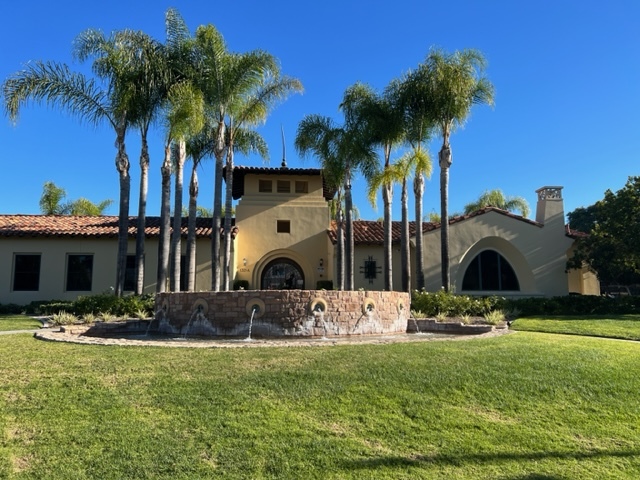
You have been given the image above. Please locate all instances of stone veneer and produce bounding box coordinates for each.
[154,290,410,338]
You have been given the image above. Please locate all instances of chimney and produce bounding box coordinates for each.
[535,186,565,227]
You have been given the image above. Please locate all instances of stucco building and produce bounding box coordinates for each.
[0,166,598,305]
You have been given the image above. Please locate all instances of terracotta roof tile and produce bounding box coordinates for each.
[327,207,543,245]
[0,215,215,238]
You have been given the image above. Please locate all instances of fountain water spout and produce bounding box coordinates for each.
[245,305,259,341]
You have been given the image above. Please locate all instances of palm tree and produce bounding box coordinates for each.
[156,81,205,293]
[350,81,405,291]
[296,116,346,289]
[338,87,380,290]
[397,72,435,291]
[412,48,494,291]
[464,189,530,217]
[3,57,132,295]
[193,24,229,292]
[395,157,413,292]
[39,182,69,215]
[184,123,215,292]
[74,27,167,295]
[220,53,302,290]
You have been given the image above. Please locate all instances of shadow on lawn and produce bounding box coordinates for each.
[340,447,640,476]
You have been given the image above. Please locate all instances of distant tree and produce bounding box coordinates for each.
[67,198,113,216]
[39,182,112,215]
[39,182,68,215]
[567,176,640,285]
[464,189,530,217]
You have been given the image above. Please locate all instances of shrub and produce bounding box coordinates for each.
[411,289,505,318]
[316,280,334,290]
[484,309,506,325]
[0,303,24,315]
[51,311,78,326]
[233,280,250,290]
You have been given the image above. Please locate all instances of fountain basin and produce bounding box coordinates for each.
[154,289,410,338]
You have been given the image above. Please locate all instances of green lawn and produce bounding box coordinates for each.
[0,315,42,332]
[512,314,640,340]
[0,328,639,479]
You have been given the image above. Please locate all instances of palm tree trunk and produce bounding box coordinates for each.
[222,147,234,291]
[211,121,225,291]
[344,176,354,291]
[383,181,393,291]
[401,177,410,292]
[414,172,425,290]
[156,145,172,293]
[135,134,149,295]
[171,140,186,292]
[186,161,199,292]
[336,198,344,291]
[114,123,130,298]
[439,142,452,291]
[212,153,224,291]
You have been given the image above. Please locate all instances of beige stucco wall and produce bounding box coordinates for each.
[566,243,600,295]
[233,173,332,290]
[0,236,213,304]
[419,209,574,297]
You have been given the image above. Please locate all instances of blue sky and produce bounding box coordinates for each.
[1,0,638,223]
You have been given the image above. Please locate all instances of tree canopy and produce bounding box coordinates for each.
[464,189,530,217]
[567,176,640,285]
[39,181,113,215]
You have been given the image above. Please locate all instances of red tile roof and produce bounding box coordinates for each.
[328,207,543,245]
[0,215,215,238]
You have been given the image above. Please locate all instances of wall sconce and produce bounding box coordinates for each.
[319,258,324,267]
[243,257,247,267]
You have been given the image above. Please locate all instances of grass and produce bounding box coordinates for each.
[0,327,639,479]
[0,315,42,332]
[512,314,640,340]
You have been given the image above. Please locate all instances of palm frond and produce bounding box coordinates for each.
[3,60,111,127]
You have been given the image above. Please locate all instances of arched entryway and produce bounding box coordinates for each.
[261,258,305,290]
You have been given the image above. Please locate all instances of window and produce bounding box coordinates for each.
[259,180,272,192]
[462,250,519,291]
[276,220,291,233]
[124,255,136,292]
[277,180,290,193]
[66,254,94,291]
[295,181,308,194]
[361,255,380,284]
[13,254,41,291]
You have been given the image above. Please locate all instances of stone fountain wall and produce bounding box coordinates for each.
[154,290,410,338]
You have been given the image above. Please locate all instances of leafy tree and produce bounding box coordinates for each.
[410,48,494,291]
[567,176,640,285]
[567,204,598,233]
[464,189,530,217]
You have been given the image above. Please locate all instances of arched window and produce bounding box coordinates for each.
[462,250,520,291]
[261,258,305,290]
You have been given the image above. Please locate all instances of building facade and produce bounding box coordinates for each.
[0,168,598,305]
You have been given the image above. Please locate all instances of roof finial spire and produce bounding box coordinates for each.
[281,124,287,168]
